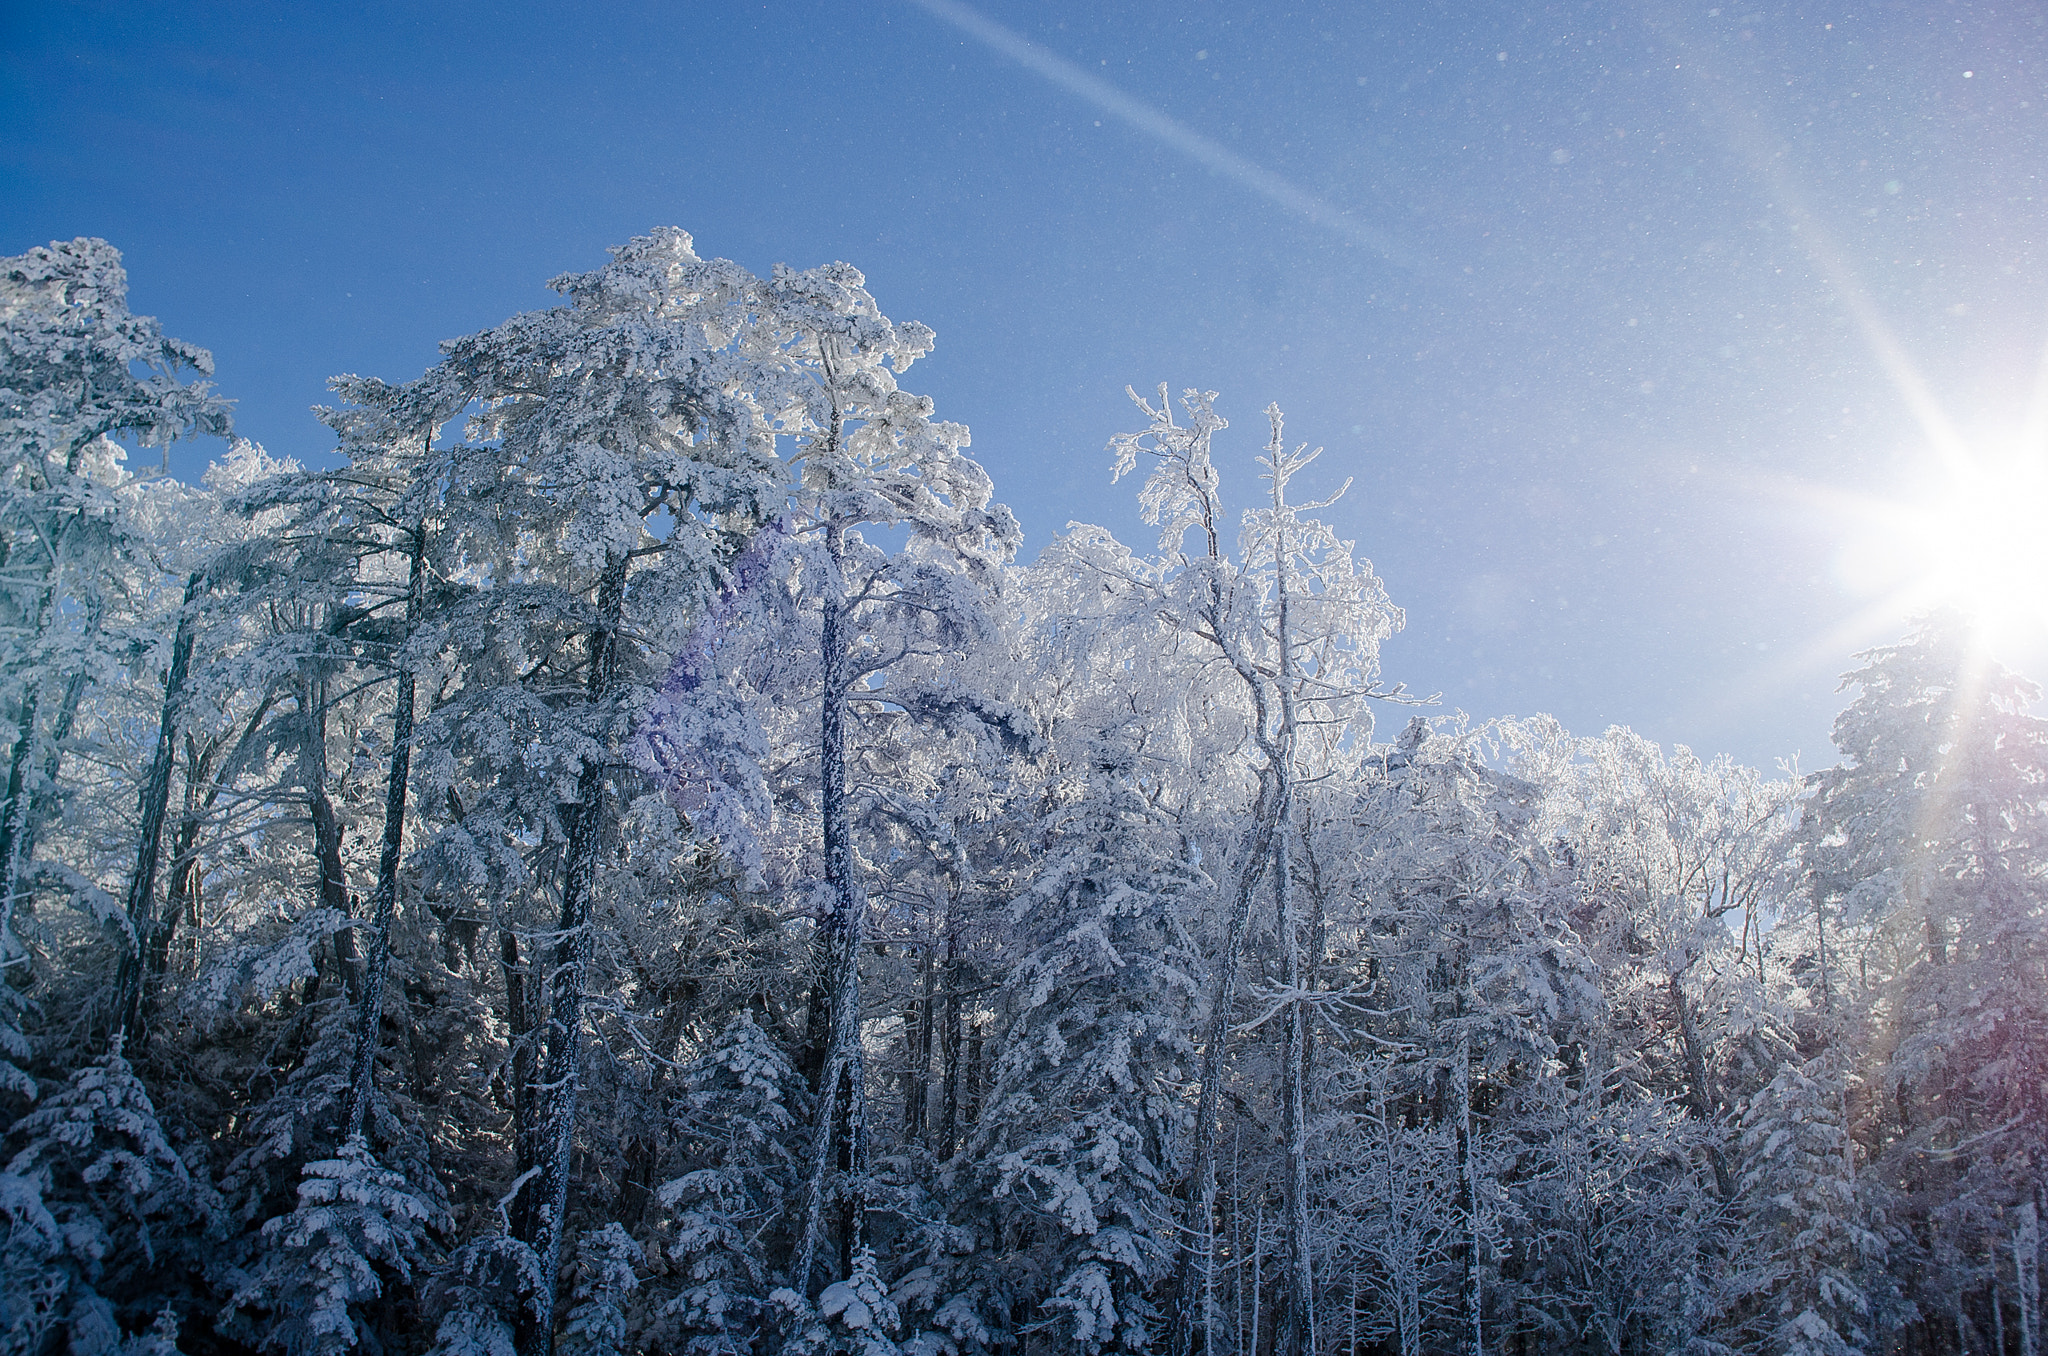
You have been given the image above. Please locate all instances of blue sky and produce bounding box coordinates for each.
[5,0,2044,771]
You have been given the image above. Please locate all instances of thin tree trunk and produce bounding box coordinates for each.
[794,526,867,1296]
[1269,434,1313,1356]
[2018,1201,2040,1356]
[1174,774,1280,1356]
[0,560,61,947]
[516,548,628,1356]
[113,572,204,1046]
[1456,1037,1482,1356]
[342,526,427,1141]
[300,666,356,1007]
[20,644,95,875]
[906,932,935,1143]
[1669,972,1736,1200]
[940,924,963,1153]
[1249,1197,1263,1356]
[1,586,99,942]
[0,680,43,952]
[1277,810,1315,1356]
[502,926,538,1241]
[145,692,276,1001]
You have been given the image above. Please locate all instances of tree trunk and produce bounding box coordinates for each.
[1173,770,1280,1356]
[300,666,356,1008]
[1277,809,1315,1356]
[940,924,963,1153]
[1269,466,1313,1356]
[2018,1201,2040,1356]
[113,572,204,1046]
[0,563,61,949]
[502,925,538,1241]
[0,681,43,952]
[905,944,933,1144]
[516,548,629,1356]
[1,587,100,945]
[342,526,427,1141]
[1668,972,1736,1200]
[793,527,867,1297]
[1456,1038,1483,1356]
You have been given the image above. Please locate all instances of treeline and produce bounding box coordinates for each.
[0,231,2043,1356]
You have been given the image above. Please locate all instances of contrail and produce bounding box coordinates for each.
[904,0,1419,269]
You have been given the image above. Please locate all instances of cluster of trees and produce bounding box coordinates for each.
[0,230,2042,1356]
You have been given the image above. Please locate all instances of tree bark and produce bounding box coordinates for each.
[113,572,204,1046]
[1277,812,1315,1356]
[1,585,100,946]
[342,525,427,1141]
[1668,971,1736,1200]
[516,548,629,1356]
[1456,1036,1483,1356]
[1172,771,1280,1356]
[1269,451,1314,1356]
[793,523,868,1297]
[2018,1201,2041,1356]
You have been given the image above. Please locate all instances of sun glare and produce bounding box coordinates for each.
[1837,450,2048,650]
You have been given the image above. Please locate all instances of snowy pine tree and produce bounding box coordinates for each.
[653,1011,810,1354]
[224,1136,445,1355]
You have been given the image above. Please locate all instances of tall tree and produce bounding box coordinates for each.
[0,238,229,1059]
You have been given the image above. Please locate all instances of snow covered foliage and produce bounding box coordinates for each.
[652,1012,809,1352]
[1738,1055,1890,1356]
[424,1236,547,1356]
[3,230,2044,1356]
[0,239,230,1071]
[558,1222,642,1356]
[2,1047,208,1353]
[932,719,1204,1354]
[225,1136,445,1354]
[781,1247,903,1356]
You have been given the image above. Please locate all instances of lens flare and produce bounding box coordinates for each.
[1835,450,2048,652]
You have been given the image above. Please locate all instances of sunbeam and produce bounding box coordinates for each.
[902,0,1421,269]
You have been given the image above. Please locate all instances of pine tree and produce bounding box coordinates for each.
[1738,1055,1891,1356]
[653,1011,810,1353]
[3,1046,207,1351]
[559,1222,643,1356]
[938,731,1204,1355]
[224,1136,446,1355]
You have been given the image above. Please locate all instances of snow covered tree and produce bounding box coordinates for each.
[2,1045,209,1351]
[1798,614,2048,1345]
[651,1010,810,1353]
[931,721,1205,1354]
[388,228,787,1352]
[734,262,1022,1300]
[0,238,230,1069]
[558,1222,642,1356]
[224,1136,445,1354]
[1736,1054,1892,1356]
[1099,387,1401,1356]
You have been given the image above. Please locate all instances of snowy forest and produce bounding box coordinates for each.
[1,228,2043,1356]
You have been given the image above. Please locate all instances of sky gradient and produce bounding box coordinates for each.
[5,0,2044,772]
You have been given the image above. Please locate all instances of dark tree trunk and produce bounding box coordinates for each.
[342,526,427,1141]
[1669,972,1736,1200]
[113,573,204,1047]
[0,682,43,944]
[502,925,539,1242]
[516,549,628,1356]
[793,527,867,1297]
[2,592,100,943]
[1172,770,1281,1356]
[940,925,963,1154]
[1276,811,1315,1356]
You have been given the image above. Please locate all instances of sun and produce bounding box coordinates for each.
[1835,449,2048,652]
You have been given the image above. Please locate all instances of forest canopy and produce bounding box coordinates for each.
[1,231,2043,1356]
